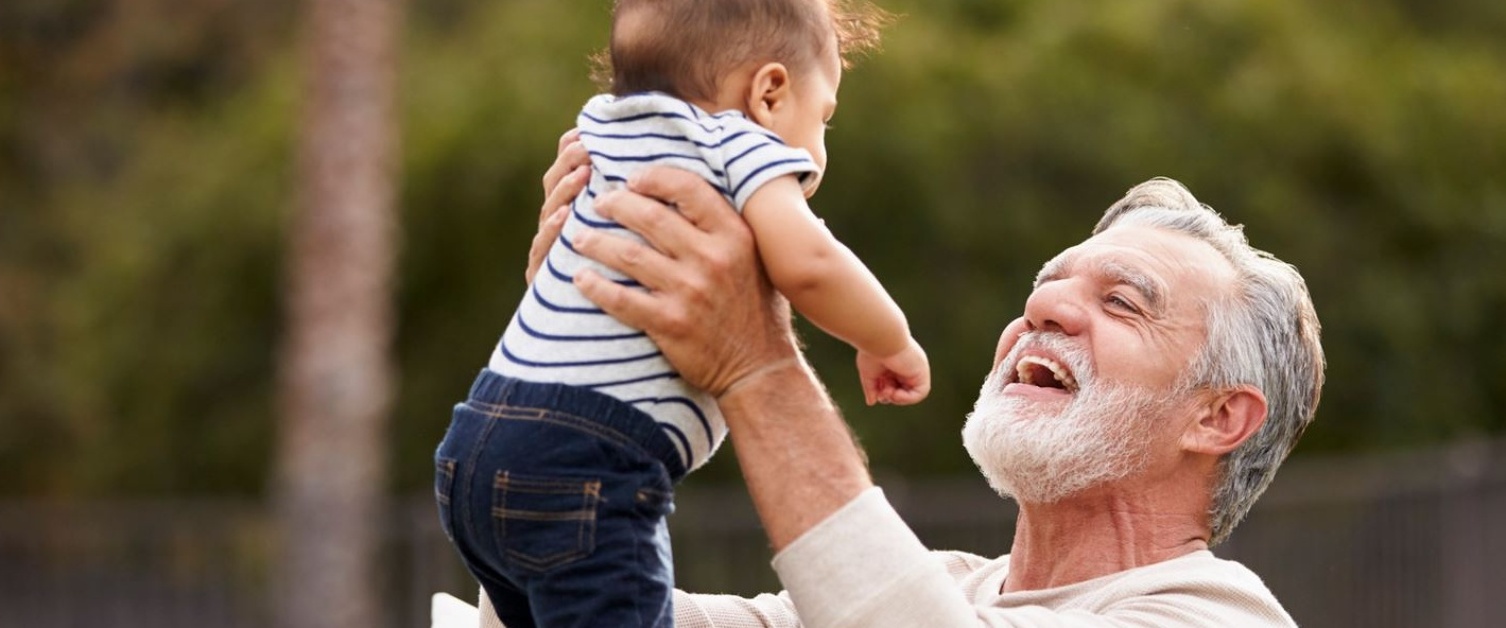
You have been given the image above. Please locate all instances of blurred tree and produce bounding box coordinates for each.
[271,0,400,627]
[0,0,1502,500]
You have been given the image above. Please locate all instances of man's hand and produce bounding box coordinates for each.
[527,129,590,284]
[546,163,870,553]
[572,166,801,397]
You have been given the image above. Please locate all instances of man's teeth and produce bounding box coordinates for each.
[1016,356,1077,391]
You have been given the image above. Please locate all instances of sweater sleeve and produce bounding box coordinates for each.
[672,590,804,628]
[767,488,1295,628]
[771,487,980,628]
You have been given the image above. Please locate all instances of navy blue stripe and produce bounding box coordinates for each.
[581,110,727,133]
[626,396,715,451]
[500,339,660,367]
[580,129,761,150]
[572,204,626,230]
[530,283,607,315]
[730,158,813,199]
[592,174,728,200]
[572,195,620,230]
[552,239,643,287]
[724,142,769,171]
[589,150,700,164]
[513,311,645,342]
[581,130,716,149]
[587,150,726,179]
[584,370,681,389]
[661,423,694,469]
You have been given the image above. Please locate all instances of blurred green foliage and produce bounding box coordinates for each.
[2,0,1503,496]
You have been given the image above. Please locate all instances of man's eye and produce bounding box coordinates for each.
[1107,295,1139,313]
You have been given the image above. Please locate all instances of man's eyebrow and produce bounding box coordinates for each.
[1033,255,1071,288]
[1098,259,1165,313]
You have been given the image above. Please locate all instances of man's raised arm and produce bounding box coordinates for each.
[571,168,978,628]
[575,167,873,550]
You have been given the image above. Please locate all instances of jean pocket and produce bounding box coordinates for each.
[435,457,457,542]
[493,471,600,572]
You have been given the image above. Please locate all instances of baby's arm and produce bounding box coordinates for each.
[742,175,929,405]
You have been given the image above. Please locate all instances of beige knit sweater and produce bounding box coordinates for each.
[455,488,1295,628]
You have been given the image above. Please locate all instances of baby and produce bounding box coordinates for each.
[434,1,922,626]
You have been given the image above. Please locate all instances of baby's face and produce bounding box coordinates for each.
[769,42,842,197]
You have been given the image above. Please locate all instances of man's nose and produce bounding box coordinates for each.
[1023,280,1088,335]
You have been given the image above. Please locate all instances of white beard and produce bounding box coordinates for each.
[962,332,1173,504]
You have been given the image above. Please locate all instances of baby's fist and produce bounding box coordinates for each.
[856,338,930,406]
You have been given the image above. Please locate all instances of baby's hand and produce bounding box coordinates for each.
[856,338,930,406]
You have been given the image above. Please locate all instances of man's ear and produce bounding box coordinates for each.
[1181,386,1267,456]
[745,62,792,127]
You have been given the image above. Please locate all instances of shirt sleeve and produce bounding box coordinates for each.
[717,122,819,211]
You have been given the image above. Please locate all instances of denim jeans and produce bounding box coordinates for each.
[435,370,686,628]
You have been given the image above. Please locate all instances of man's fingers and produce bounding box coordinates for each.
[627,166,744,232]
[540,164,589,224]
[572,226,677,292]
[540,144,590,220]
[575,269,664,332]
[525,207,568,284]
[593,187,706,263]
[556,128,581,154]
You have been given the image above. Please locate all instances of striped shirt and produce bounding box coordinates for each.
[488,92,820,472]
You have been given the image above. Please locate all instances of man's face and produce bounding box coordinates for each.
[963,225,1236,503]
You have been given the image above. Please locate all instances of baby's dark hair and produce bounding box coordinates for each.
[594,0,893,100]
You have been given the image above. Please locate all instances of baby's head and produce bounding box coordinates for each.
[602,0,891,190]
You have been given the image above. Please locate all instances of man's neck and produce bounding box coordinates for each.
[1002,485,1211,593]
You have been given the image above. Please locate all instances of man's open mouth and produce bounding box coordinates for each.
[1009,355,1079,393]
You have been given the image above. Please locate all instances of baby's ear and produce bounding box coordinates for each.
[746,62,792,127]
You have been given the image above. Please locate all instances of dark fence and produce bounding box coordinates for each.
[2,437,1502,627]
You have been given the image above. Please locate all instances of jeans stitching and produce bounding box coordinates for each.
[435,458,455,505]
[435,458,457,542]
[458,415,498,546]
[494,471,599,572]
[465,400,656,461]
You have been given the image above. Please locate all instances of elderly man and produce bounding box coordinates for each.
[445,135,1323,627]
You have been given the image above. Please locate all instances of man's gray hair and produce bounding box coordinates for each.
[1094,178,1325,545]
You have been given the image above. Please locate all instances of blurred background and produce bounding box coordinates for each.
[2,0,1504,626]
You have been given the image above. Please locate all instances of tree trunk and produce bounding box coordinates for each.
[273,0,401,626]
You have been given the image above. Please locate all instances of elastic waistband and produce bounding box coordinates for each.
[467,370,687,481]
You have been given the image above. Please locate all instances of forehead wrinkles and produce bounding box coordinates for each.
[1036,241,1205,318]
[1035,248,1161,292]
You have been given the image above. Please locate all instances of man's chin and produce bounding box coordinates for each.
[963,409,1131,504]
[979,464,1092,505]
